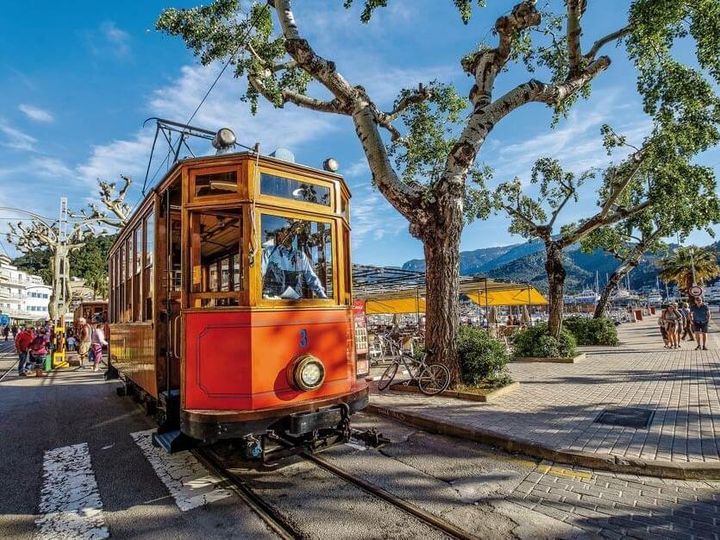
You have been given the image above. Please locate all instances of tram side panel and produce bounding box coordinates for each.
[109,322,157,397]
[182,308,354,411]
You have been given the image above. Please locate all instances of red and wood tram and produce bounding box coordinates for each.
[107,139,368,457]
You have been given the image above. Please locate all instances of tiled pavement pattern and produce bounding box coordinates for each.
[372,317,720,463]
[512,461,720,539]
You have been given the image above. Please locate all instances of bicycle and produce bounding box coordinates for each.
[377,348,450,396]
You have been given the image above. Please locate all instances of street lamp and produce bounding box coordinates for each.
[690,247,697,287]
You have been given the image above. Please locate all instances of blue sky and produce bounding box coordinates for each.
[1,1,718,267]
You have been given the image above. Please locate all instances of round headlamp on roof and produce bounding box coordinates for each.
[323,158,339,172]
[212,128,236,153]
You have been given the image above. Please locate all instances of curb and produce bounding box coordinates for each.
[512,353,586,364]
[367,403,720,480]
[388,381,520,402]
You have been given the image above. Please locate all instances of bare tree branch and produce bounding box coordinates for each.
[566,0,587,77]
[585,26,631,60]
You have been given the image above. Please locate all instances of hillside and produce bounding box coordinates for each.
[403,241,669,293]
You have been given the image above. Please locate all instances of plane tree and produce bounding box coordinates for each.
[492,106,720,338]
[582,168,720,319]
[157,0,720,382]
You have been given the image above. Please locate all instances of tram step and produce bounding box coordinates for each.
[151,430,196,454]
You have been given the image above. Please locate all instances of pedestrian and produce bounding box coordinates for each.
[77,317,92,368]
[661,303,682,348]
[66,333,77,352]
[28,333,48,377]
[680,302,694,341]
[11,325,18,339]
[658,304,670,348]
[2,325,9,342]
[690,295,711,351]
[90,316,108,372]
[14,325,33,377]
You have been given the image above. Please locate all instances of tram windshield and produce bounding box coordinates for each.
[260,214,333,301]
[190,209,243,307]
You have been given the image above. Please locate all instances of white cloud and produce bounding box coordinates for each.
[0,121,37,151]
[101,21,131,58]
[343,159,370,178]
[18,104,54,123]
[350,183,406,246]
[74,62,340,195]
[31,157,74,178]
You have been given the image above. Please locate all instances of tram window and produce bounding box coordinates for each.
[125,237,133,322]
[260,214,333,301]
[133,227,142,321]
[119,243,126,322]
[144,213,154,321]
[260,173,331,206]
[190,209,243,307]
[194,170,237,198]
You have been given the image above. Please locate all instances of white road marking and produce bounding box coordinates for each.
[35,443,109,540]
[131,429,232,511]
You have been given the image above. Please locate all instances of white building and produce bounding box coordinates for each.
[0,254,52,322]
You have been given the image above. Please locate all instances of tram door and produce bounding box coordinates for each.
[157,184,182,397]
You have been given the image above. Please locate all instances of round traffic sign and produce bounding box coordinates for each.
[690,285,703,297]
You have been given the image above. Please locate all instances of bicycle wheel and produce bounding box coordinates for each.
[417,363,450,396]
[378,362,399,391]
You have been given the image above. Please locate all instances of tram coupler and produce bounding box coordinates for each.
[351,428,390,448]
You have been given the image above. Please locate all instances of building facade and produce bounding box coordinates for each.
[0,255,52,322]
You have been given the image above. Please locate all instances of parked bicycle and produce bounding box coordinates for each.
[377,348,450,396]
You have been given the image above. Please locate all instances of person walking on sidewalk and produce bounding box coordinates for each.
[661,303,682,349]
[90,316,108,372]
[680,302,694,341]
[28,334,48,377]
[77,317,91,368]
[2,325,9,342]
[14,326,33,377]
[690,296,711,350]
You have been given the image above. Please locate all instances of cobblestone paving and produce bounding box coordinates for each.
[372,317,720,463]
[512,461,720,539]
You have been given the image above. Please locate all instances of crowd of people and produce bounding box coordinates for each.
[12,315,108,377]
[658,296,711,350]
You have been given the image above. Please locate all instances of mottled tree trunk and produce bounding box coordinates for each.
[594,264,633,319]
[420,206,463,386]
[545,242,566,339]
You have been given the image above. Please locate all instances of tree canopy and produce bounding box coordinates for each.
[156,0,720,379]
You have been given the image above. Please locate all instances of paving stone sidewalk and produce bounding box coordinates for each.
[371,316,720,465]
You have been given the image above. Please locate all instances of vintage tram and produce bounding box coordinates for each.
[107,134,369,458]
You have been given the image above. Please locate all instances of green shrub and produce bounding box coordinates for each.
[563,316,619,346]
[456,325,511,386]
[513,323,577,358]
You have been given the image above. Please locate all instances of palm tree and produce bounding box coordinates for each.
[659,246,720,295]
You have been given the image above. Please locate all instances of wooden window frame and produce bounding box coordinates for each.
[254,208,339,308]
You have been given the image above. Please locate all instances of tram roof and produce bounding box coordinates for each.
[109,150,348,253]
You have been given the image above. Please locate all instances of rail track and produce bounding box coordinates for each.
[192,447,301,539]
[196,443,478,540]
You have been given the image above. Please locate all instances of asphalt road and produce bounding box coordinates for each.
[1,351,718,539]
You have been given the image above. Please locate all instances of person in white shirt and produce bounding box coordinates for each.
[261,223,327,299]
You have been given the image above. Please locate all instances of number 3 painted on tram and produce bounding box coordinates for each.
[299,329,309,348]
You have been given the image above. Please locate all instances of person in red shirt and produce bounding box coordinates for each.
[14,326,33,377]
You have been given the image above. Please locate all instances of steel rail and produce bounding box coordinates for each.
[0,358,19,383]
[192,448,300,540]
[302,452,479,540]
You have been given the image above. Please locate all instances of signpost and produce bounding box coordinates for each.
[690,285,703,297]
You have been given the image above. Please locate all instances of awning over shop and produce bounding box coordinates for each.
[464,287,548,306]
[364,297,426,314]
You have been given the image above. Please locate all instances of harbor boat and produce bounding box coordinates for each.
[646,290,663,305]
[574,289,600,304]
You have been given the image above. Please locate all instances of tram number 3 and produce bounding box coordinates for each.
[299,329,309,348]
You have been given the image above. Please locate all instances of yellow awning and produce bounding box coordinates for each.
[465,287,548,306]
[365,297,426,314]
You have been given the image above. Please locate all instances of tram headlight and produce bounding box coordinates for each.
[289,354,326,391]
